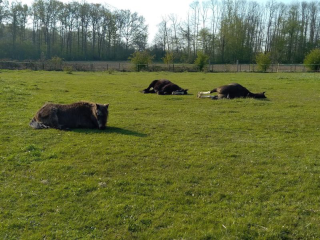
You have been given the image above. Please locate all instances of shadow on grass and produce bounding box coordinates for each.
[107,127,147,137]
[219,97,271,101]
[72,126,147,137]
[254,98,271,102]
[140,91,194,96]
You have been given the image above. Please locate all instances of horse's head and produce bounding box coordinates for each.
[253,92,266,98]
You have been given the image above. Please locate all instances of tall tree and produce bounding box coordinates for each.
[8,1,29,59]
[0,0,9,34]
[120,10,147,51]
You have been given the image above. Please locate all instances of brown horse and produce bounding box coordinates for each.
[30,101,109,130]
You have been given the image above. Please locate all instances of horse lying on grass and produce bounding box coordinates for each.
[198,83,266,100]
[30,101,109,130]
[142,79,188,95]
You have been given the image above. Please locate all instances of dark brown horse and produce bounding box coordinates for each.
[142,79,188,95]
[207,83,266,99]
[30,101,109,130]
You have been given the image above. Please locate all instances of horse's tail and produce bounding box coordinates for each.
[29,118,49,129]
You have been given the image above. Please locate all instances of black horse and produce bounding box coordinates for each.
[142,79,188,95]
[208,83,266,99]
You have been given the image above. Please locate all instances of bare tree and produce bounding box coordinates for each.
[8,1,30,58]
[190,1,200,56]
[168,14,181,53]
[0,0,9,38]
[120,10,148,51]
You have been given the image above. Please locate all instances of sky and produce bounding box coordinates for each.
[18,0,315,44]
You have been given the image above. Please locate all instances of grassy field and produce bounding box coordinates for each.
[0,70,320,239]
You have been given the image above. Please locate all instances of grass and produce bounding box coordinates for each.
[0,70,320,239]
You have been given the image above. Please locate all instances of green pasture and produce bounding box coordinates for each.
[0,70,319,239]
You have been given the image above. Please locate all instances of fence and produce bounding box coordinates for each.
[208,63,311,73]
[0,60,318,73]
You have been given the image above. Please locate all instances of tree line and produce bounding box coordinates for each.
[0,0,320,64]
[0,0,148,60]
[153,0,320,64]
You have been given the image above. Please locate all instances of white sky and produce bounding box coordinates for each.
[18,0,314,44]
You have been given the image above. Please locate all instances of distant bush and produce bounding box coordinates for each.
[162,51,174,65]
[304,49,320,71]
[194,51,209,71]
[63,66,73,74]
[129,50,154,71]
[49,56,63,70]
[107,68,115,74]
[256,52,271,72]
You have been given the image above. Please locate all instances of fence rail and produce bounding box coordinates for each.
[208,64,311,73]
[0,61,319,73]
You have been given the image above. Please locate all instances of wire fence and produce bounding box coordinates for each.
[0,60,319,73]
[207,63,314,73]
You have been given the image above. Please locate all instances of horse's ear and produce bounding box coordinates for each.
[96,103,109,109]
